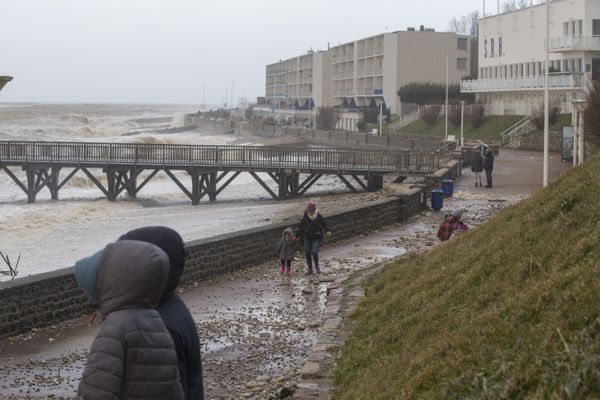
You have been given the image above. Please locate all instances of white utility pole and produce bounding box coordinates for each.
[543,0,550,186]
[460,101,465,147]
[445,55,449,140]
[379,102,383,136]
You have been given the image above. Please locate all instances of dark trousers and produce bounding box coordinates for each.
[304,239,321,273]
[485,170,493,187]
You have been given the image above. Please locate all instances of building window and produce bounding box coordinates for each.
[457,38,467,50]
[513,15,518,31]
[594,20,600,36]
[457,58,467,71]
[577,20,583,35]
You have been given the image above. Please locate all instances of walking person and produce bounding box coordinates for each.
[297,201,331,275]
[471,150,484,187]
[119,226,205,400]
[74,240,184,399]
[277,227,296,276]
[484,148,495,188]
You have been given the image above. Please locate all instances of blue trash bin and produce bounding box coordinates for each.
[442,179,454,197]
[431,189,444,210]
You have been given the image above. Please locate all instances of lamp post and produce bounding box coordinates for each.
[460,101,465,147]
[543,0,550,187]
[379,101,383,136]
[571,99,586,166]
[445,55,449,140]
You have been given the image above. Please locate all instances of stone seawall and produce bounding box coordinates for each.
[0,187,432,340]
[184,115,443,152]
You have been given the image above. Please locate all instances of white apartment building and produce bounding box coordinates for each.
[265,28,471,123]
[265,50,332,112]
[461,0,600,115]
[330,29,470,116]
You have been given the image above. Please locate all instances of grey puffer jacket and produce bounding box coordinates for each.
[277,227,296,260]
[77,240,184,400]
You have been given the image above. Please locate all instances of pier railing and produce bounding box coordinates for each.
[0,141,451,173]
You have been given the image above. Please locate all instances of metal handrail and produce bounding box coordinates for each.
[0,141,451,173]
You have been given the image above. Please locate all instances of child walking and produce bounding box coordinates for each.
[277,227,296,275]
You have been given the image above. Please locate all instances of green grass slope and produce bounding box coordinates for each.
[334,155,600,399]
[395,114,572,142]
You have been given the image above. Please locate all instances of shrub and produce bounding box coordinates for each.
[530,102,561,130]
[421,105,441,126]
[356,120,367,131]
[470,102,486,129]
[449,104,463,127]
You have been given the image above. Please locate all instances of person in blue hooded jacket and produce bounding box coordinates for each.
[119,226,204,400]
[74,240,184,399]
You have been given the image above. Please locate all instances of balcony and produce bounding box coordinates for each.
[461,73,584,93]
[356,67,384,78]
[355,88,383,97]
[333,88,354,97]
[549,35,600,52]
[332,72,354,80]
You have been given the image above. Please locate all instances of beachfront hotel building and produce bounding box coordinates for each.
[461,0,600,115]
[264,28,471,130]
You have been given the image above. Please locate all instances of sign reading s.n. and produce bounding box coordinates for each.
[483,37,503,58]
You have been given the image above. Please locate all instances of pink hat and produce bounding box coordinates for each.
[306,202,316,212]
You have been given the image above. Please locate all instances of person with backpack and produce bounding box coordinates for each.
[296,201,331,275]
[437,210,469,242]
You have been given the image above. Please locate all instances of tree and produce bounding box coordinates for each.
[316,106,340,130]
[448,10,479,76]
[585,86,600,145]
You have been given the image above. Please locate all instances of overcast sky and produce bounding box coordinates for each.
[1,0,488,105]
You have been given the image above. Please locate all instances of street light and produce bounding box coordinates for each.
[571,99,586,166]
[445,55,449,140]
[460,101,465,147]
[543,0,550,187]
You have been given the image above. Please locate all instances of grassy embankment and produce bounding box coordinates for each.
[333,154,600,399]
[395,114,572,142]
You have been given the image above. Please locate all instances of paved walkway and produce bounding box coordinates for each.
[0,149,571,399]
[456,148,570,196]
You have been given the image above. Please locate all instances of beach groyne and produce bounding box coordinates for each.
[0,161,461,340]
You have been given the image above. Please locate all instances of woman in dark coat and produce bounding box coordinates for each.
[120,227,204,400]
[296,201,331,275]
[471,150,484,187]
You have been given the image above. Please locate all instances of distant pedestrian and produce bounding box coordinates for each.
[297,201,332,275]
[74,240,184,399]
[437,210,469,242]
[277,227,296,275]
[119,226,205,400]
[471,150,484,187]
[484,148,495,188]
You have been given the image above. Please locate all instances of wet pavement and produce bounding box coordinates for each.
[0,149,569,399]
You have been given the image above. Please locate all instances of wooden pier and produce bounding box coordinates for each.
[0,141,451,204]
